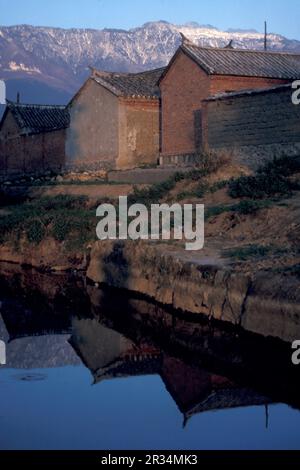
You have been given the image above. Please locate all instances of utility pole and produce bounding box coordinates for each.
[264,21,268,51]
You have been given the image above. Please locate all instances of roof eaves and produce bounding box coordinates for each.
[0,106,9,132]
[121,93,159,100]
[158,45,213,87]
[19,127,34,136]
[92,76,123,97]
[204,83,292,102]
[181,44,215,75]
[67,77,91,107]
[157,47,183,86]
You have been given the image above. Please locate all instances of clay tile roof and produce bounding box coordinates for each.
[6,101,70,135]
[181,43,300,79]
[93,67,166,99]
[204,83,292,102]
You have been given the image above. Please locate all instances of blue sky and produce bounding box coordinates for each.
[0,0,300,39]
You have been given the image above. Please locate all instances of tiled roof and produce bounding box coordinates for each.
[185,388,272,420]
[179,42,300,79]
[6,101,70,135]
[205,83,292,101]
[92,67,166,99]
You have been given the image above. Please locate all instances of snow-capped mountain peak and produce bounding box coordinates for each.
[1,21,299,104]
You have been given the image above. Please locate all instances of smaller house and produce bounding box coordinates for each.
[0,101,69,179]
[66,67,165,171]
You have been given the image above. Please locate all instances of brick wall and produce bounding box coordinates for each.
[159,48,289,158]
[160,50,210,156]
[0,109,66,179]
[210,75,287,94]
[203,86,300,169]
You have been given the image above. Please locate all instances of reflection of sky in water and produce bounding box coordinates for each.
[0,276,300,452]
[0,366,300,450]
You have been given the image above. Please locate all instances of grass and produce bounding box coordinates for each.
[208,180,230,193]
[128,151,226,207]
[0,195,97,248]
[128,172,187,206]
[2,154,296,251]
[223,244,290,261]
[281,264,300,278]
[177,179,231,201]
[234,199,273,215]
[205,205,231,219]
[205,199,273,220]
[128,177,178,206]
[176,182,208,201]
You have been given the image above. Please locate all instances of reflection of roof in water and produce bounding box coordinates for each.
[92,355,162,385]
[0,313,9,343]
[185,388,270,419]
[0,302,71,341]
[5,335,81,369]
[70,317,273,422]
[0,313,80,369]
[70,317,162,384]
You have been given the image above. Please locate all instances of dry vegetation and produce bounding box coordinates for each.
[0,153,299,276]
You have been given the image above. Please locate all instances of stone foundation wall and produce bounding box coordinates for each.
[159,153,200,167]
[213,143,300,171]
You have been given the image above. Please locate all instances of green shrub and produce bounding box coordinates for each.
[228,156,300,199]
[288,264,300,278]
[209,180,230,193]
[176,183,208,201]
[257,155,300,177]
[234,200,264,215]
[205,205,231,219]
[129,179,176,206]
[26,220,46,244]
[52,215,72,242]
[224,244,272,260]
[224,244,291,262]
[37,195,88,211]
[228,173,294,199]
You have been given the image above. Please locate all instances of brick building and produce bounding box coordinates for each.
[0,101,69,179]
[2,38,300,178]
[66,67,165,171]
[159,35,300,163]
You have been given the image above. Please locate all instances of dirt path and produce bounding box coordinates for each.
[29,184,135,200]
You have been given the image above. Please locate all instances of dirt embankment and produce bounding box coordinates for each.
[86,239,300,343]
[0,158,299,341]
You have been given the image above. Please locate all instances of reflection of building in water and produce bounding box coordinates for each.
[70,317,272,425]
[160,356,271,427]
[0,311,80,369]
[70,318,162,384]
[0,285,273,424]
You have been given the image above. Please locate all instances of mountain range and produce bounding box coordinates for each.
[1,20,300,105]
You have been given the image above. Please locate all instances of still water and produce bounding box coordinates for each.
[0,264,299,450]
